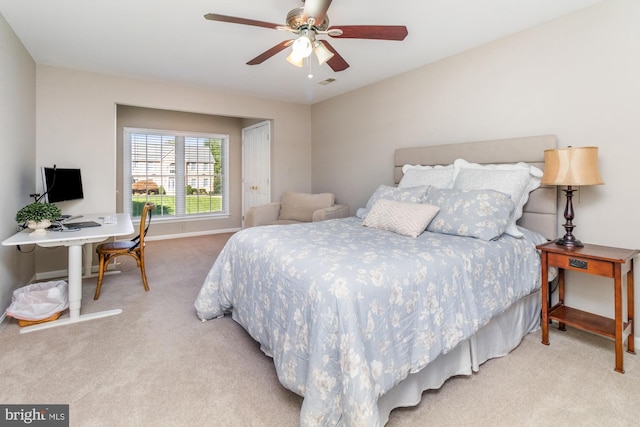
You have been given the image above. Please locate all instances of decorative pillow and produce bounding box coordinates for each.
[452,159,543,238]
[355,184,428,219]
[424,187,516,241]
[399,164,455,189]
[279,191,335,222]
[363,198,440,238]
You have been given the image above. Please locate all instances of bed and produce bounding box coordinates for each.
[195,135,558,426]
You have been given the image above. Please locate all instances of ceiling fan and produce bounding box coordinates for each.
[204,0,408,72]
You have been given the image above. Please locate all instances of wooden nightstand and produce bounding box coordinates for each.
[537,241,639,373]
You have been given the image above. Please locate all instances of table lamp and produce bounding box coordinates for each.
[541,146,604,247]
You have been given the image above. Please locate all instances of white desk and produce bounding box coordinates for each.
[2,213,134,333]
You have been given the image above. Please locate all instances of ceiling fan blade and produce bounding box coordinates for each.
[302,0,333,25]
[328,25,408,41]
[204,13,281,30]
[247,40,293,65]
[319,40,349,72]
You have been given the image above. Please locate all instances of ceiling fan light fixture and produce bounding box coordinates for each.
[291,35,313,58]
[286,52,304,67]
[313,40,334,66]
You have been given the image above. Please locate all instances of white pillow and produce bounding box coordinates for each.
[399,164,454,189]
[402,164,453,174]
[452,159,543,238]
[363,198,440,238]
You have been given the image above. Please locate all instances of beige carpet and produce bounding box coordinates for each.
[1,233,638,426]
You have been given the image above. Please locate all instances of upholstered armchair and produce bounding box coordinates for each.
[244,191,349,228]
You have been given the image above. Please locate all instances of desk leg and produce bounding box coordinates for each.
[19,244,121,334]
[83,243,93,277]
[68,244,82,320]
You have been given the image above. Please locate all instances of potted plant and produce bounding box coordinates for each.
[15,202,62,234]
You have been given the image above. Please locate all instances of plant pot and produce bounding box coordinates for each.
[27,219,51,234]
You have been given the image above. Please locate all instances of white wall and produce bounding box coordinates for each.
[34,66,312,273]
[0,14,36,312]
[312,0,640,334]
[36,66,312,217]
[5,0,639,340]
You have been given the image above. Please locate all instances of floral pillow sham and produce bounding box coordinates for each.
[424,187,515,241]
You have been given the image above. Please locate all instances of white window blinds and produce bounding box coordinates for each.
[123,127,229,219]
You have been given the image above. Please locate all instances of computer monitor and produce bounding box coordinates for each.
[41,166,84,203]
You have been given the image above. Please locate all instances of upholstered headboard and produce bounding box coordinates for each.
[394,135,558,240]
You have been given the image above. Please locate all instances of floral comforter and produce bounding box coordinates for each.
[195,217,546,426]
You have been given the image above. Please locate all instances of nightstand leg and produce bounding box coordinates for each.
[627,260,635,355]
[557,269,566,331]
[541,253,549,345]
[614,265,624,373]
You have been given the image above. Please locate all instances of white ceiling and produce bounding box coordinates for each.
[0,0,605,105]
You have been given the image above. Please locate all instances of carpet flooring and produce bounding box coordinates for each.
[1,233,638,426]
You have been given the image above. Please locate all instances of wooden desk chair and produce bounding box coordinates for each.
[93,202,156,300]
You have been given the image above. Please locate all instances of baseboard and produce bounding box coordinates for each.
[145,227,240,242]
[35,269,69,281]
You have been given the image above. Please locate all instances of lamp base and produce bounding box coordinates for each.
[555,185,584,248]
[554,235,584,248]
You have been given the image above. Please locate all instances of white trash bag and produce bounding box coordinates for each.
[6,280,69,321]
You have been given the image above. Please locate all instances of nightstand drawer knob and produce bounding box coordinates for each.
[569,258,588,269]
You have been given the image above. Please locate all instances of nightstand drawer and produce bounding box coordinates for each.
[547,253,614,277]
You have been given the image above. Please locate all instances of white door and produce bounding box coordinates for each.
[242,121,271,225]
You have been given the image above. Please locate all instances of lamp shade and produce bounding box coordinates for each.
[541,146,604,186]
[313,40,334,65]
[286,52,304,67]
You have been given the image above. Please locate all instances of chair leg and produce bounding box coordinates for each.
[94,254,107,300]
[139,254,150,292]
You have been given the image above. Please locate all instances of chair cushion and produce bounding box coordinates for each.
[97,241,138,253]
[279,191,335,222]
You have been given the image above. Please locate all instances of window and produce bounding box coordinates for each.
[123,128,229,219]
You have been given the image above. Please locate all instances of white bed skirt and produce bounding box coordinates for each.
[377,290,541,425]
